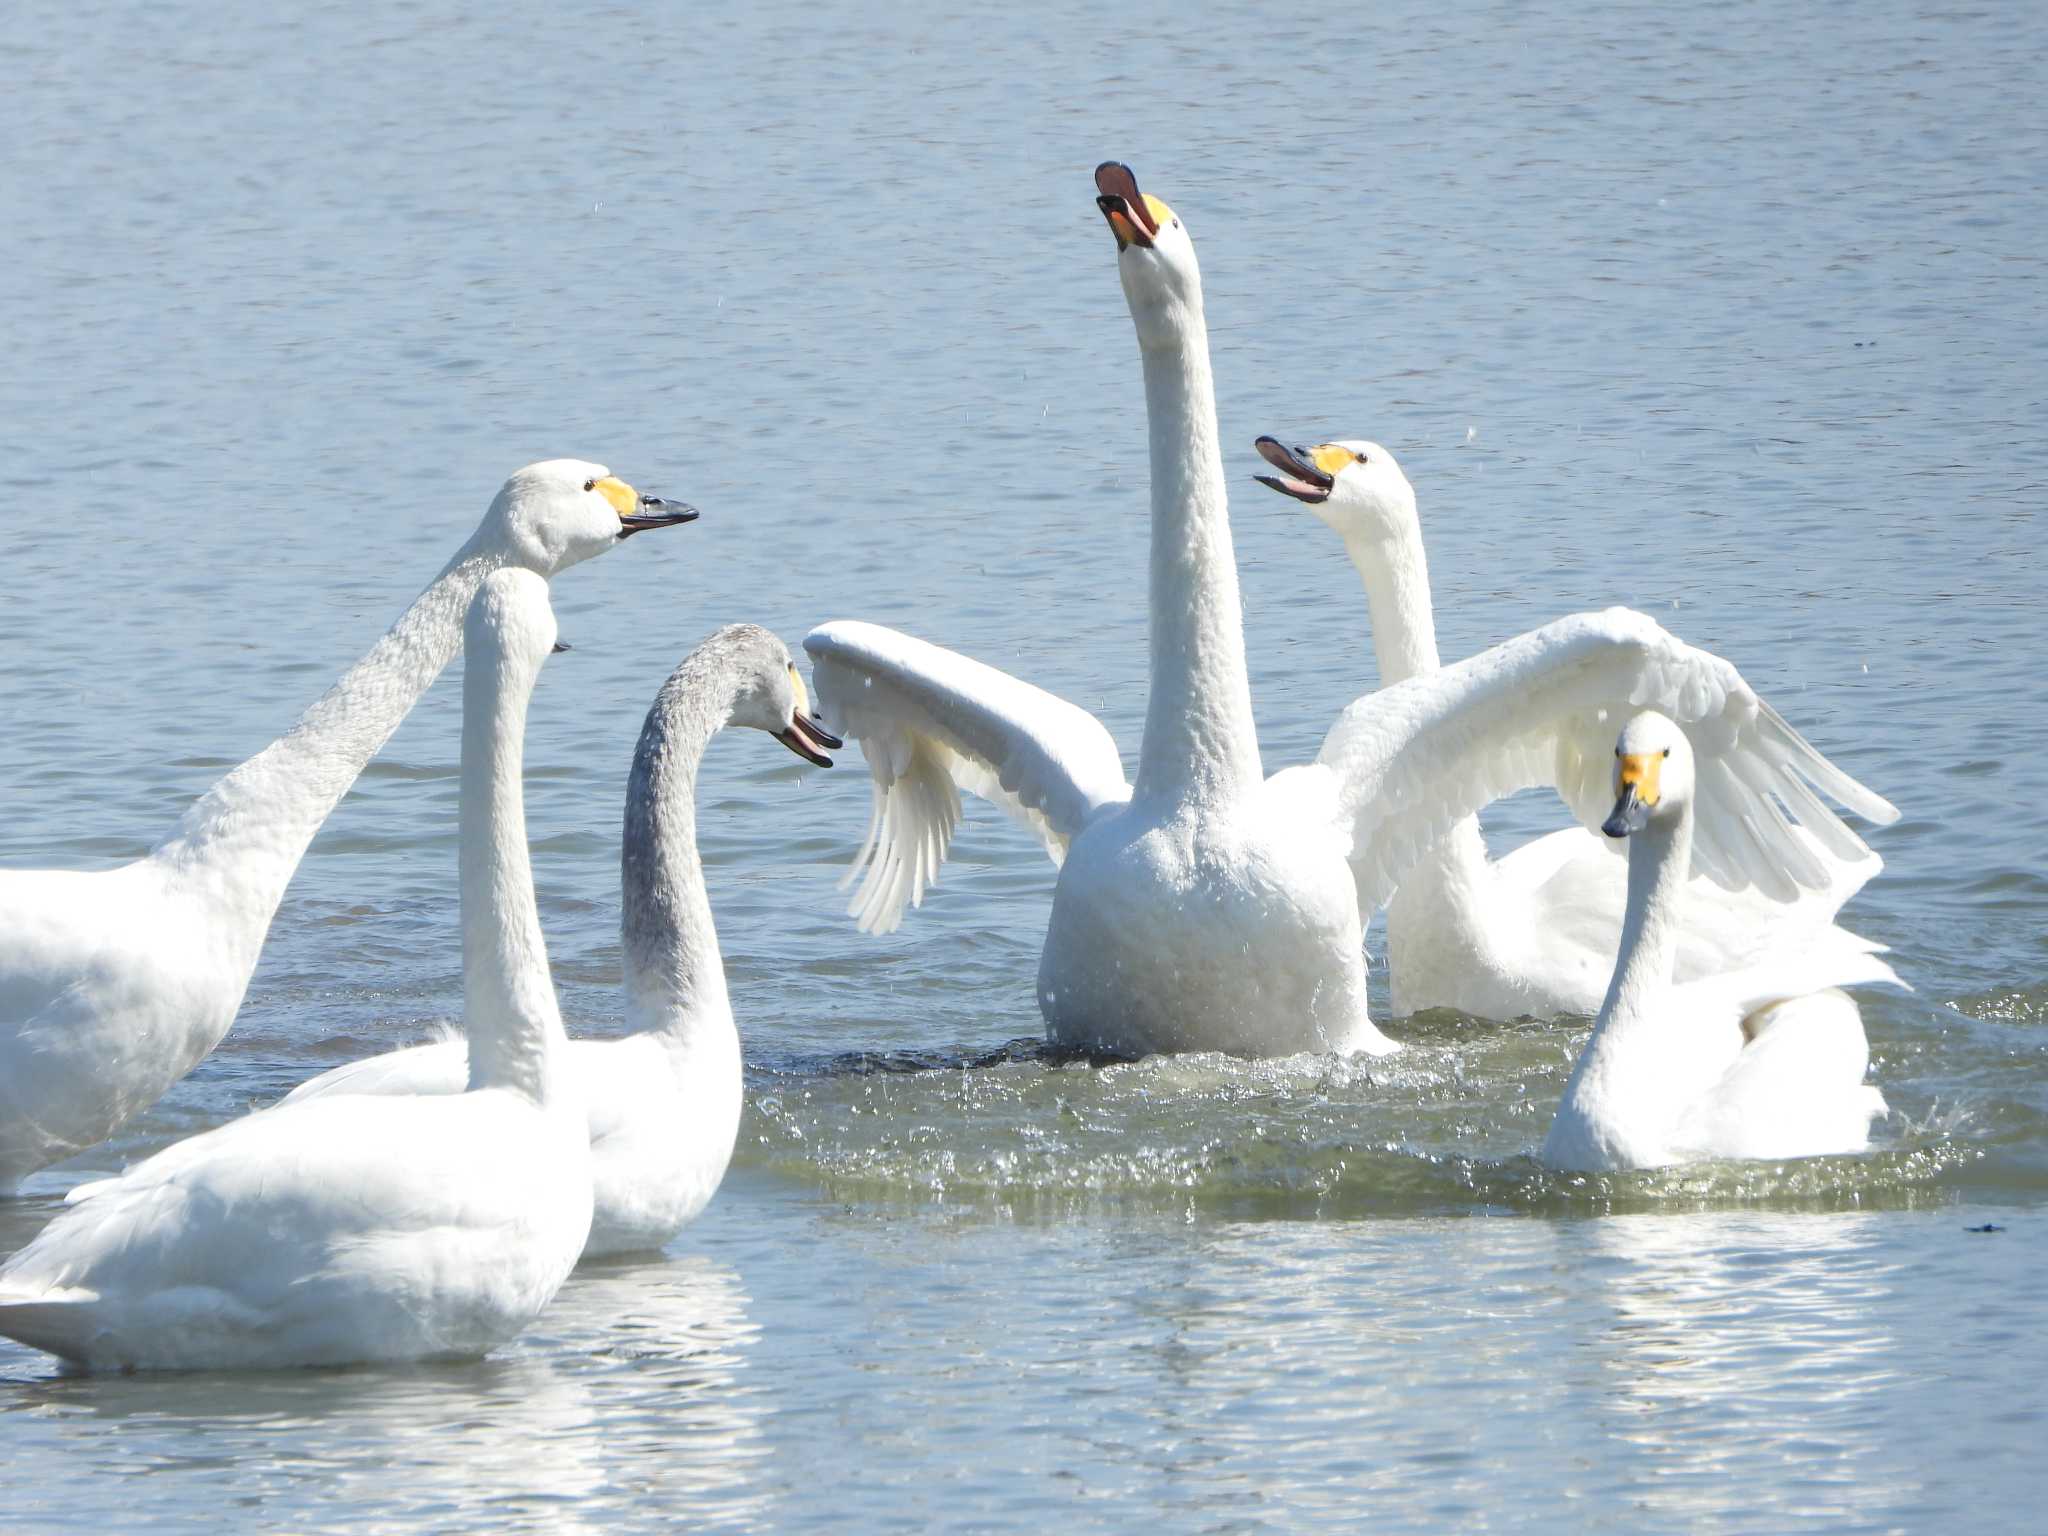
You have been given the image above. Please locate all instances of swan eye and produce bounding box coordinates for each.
[1662,748,1671,758]
[1356,452,1369,464]
[582,478,596,493]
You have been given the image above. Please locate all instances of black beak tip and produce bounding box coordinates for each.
[550,640,572,654]
[1601,814,1631,839]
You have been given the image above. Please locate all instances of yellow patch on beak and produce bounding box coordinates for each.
[788,663,810,716]
[1142,194,1174,230]
[1309,444,1356,479]
[1616,752,1665,806]
[591,476,638,517]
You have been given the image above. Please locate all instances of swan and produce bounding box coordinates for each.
[1252,435,1880,1020]
[1539,711,1899,1170]
[276,624,840,1258]
[0,569,592,1370]
[802,161,1899,1059]
[0,459,695,1193]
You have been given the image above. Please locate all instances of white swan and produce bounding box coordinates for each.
[803,162,1899,1059]
[0,459,695,1193]
[0,569,592,1370]
[1540,711,1899,1170]
[1253,436,1880,1020]
[278,624,840,1258]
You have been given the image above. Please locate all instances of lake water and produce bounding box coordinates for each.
[2,0,2045,1529]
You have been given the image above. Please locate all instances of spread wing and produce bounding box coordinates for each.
[1316,608,1898,911]
[804,621,1132,934]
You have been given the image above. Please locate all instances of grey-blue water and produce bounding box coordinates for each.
[3,0,2045,1529]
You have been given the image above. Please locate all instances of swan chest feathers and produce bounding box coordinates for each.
[0,865,239,1190]
[1041,772,1393,1059]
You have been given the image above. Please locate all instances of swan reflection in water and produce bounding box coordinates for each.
[0,1253,773,1534]
[1571,1212,1916,1526]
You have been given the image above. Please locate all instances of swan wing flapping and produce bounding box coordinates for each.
[1317,607,1899,911]
[804,621,1132,934]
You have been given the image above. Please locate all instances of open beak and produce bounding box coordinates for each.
[619,493,700,538]
[1252,436,1336,504]
[1602,782,1650,839]
[1095,161,1160,251]
[774,710,842,768]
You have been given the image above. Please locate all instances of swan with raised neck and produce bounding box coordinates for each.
[0,458,697,1191]
[281,623,840,1258]
[0,569,594,1369]
[1023,162,1388,1056]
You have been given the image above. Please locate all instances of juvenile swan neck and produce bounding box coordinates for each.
[1133,313,1262,807]
[158,536,506,953]
[461,624,567,1102]
[620,665,733,1055]
[1346,523,1442,686]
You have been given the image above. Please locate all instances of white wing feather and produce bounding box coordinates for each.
[1318,608,1899,911]
[804,622,1132,934]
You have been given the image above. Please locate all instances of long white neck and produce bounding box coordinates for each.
[1344,524,1441,686]
[1579,808,1692,1071]
[154,535,506,967]
[1133,311,1262,807]
[619,663,734,1066]
[1355,516,1491,971]
[460,628,568,1102]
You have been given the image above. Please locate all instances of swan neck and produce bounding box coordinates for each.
[156,536,503,956]
[1133,312,1262,807]
[1589,809,1693,1048]
[1345,527,1442,685]
[620,670,733,1053]
[460,629,568,1102]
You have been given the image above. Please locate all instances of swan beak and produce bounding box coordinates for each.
[1603,753,1663,837]
[1252,436,1335,504]
[1602,783,1650,839]
[775,711,842,768]
[618,493,701,538]
[1095,161,1158,251]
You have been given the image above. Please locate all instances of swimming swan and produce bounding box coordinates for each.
[0,459,695,1193]
[1253,436,1880,1021]
[278,624,840,1258]
[803,162,1898,1059]
[1539,711,1899,1170]
[0,569,592,1369]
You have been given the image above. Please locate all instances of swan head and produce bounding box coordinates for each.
[1604,711,1695,838]
[465,567,559,677]
[1094,161,1202,346]
[1252,437,1416,542]
[480,459,699,574]
[687,624,843,767]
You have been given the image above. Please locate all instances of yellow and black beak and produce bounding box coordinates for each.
[1095,160,1161,251]
[1603,752,1665,838]
[1253,437,1339,504]
[591,475,701,539]
[772,664,842,767]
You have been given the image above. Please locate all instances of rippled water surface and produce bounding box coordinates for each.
[3,0,2045,1529]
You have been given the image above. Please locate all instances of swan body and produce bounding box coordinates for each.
[806,164,1896,1061]
[0,570,593,1369]
[281,625,840,1258]
[0,460,695,1193]
[1254,437,1879,1020]
[1540,712,1898,1171]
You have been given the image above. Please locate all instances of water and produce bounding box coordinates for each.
[2,0,2045,1528]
